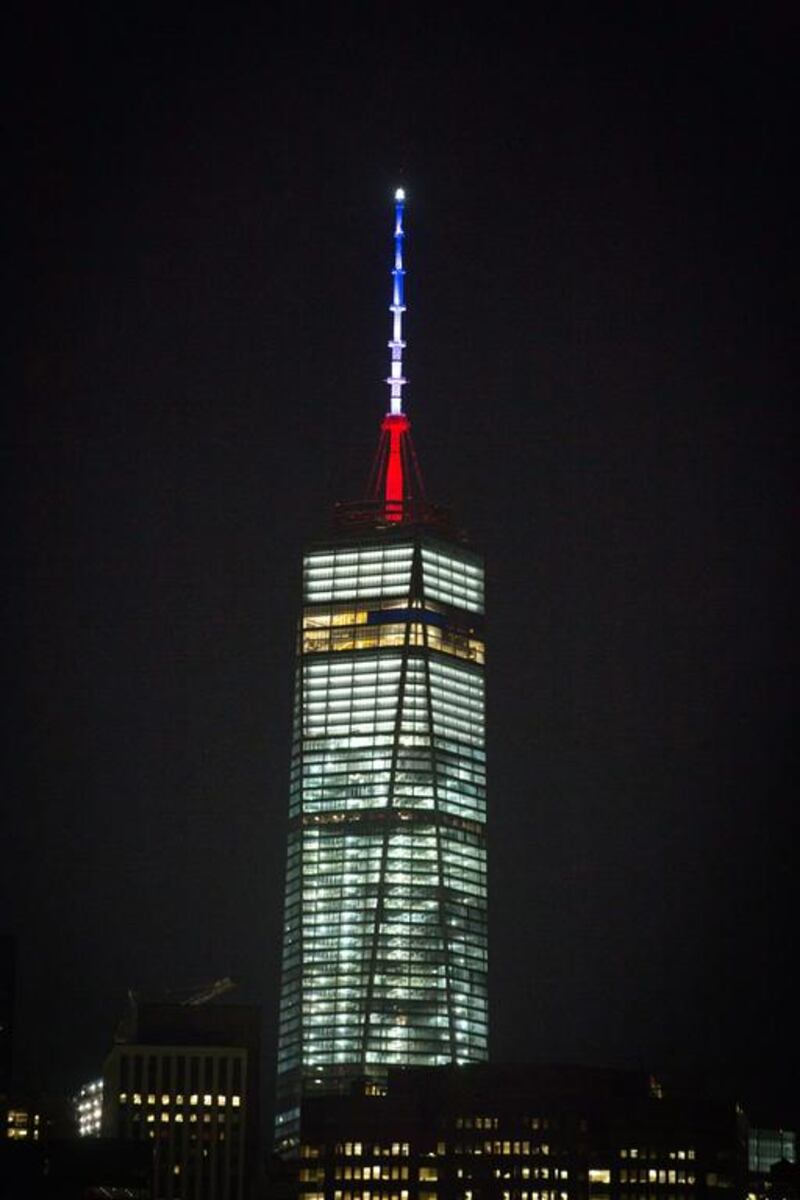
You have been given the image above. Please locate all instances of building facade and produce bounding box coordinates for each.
[275,193,488,1150]
[103,1002,261,1200]
[75,1076,104,1137]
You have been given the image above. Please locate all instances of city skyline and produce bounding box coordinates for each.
[5,3,797,1129]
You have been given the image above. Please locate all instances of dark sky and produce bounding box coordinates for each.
[5,3,797,1123]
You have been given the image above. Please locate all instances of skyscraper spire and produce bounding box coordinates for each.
[366,188,424,523]
[387,187,407,416]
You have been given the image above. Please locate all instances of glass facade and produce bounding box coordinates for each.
[748,1127,797,1173]
[276,531,488,1148]
[103,1045,248,1199]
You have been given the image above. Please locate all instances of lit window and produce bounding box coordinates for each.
[589,1169,611,1184]
[231,1095,241,1108]
[147,1095,155,1106]
[161,1094,170,1106]
[218,1095,227,1106]
[203,1094,212,1107]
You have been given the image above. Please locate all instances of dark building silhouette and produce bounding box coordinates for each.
[0,1137,152,1200]
[0,936,15,1120]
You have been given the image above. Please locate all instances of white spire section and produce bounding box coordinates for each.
[387,188,407,416]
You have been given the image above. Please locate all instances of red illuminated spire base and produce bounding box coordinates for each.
[367,412,425,524]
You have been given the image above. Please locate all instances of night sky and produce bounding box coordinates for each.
[5,4,797,1124]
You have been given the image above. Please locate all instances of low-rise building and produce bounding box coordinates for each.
[103,1001,261,1200]
[294,1063,747,1200]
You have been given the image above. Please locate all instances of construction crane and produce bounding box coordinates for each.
[116,977,237,1040]
[178,977,236,1006]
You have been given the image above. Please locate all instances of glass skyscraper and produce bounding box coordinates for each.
[275,193,488,1151]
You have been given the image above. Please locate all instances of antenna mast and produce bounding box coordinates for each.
[387,188,407,416]
[377,187,417,522]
